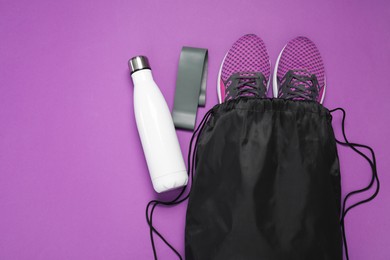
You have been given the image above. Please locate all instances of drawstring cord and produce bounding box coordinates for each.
[330,108,380,260]
[145,110,213,260]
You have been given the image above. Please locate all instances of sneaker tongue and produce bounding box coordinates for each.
[228,72,265,98]
[290,70,313,89]
[238,72,256,82]
[237,72,257,95]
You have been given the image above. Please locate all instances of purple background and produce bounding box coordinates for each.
[1,0,389,259]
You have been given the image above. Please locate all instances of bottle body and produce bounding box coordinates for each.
[132,69,188,193]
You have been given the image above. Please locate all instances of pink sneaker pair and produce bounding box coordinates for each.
[218,34,326,104]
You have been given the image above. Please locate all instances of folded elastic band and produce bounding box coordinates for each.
[172,46,208,130]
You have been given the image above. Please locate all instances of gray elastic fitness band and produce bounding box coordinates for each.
[172,46,208,130]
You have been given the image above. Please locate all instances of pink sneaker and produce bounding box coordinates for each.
[273,36,326,103]
[217,34,271,103]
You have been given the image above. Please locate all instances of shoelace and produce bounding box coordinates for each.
[330,108,380,260]
[279,70,319,100]
[226,72,266,99]
[146,109,213,260]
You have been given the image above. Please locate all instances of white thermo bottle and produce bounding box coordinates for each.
[129,56,188,193]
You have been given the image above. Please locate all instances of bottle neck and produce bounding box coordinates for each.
[131,69,153,85]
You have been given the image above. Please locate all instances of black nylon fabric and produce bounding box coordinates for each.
[185,98,342,260]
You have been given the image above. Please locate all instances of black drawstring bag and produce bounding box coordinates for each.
[146,98,379,260]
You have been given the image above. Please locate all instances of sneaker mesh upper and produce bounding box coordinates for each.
[221,34,270,83]
[277,36,325,88]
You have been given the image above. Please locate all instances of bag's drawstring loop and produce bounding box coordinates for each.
[330,107,380,260]
[145,109,213,260]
